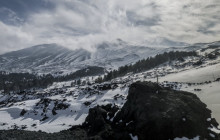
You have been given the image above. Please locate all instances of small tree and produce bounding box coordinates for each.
[76,79,81,85]
[95,76,103,84]
[71,82,75,87]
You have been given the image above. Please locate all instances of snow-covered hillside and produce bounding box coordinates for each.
[0,39,208,75]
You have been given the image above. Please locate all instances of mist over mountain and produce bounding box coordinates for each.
[0,39,181,74]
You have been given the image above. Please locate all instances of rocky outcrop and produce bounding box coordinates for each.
[68,81,219,140]
[114,81,219,140]
[20,109,27,116]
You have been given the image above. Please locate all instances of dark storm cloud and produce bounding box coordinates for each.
[126,11,160,26]
[0,0,54,25]
[0,0,54,17]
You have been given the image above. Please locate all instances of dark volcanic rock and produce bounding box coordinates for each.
[114,81,219,140]
[69,104,122,140]
[193,60,203,66]
[70,81,219,140]
[20,109,27,116]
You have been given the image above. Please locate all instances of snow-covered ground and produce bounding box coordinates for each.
[155,60,220,83]
[181,82,220,126]
[174,136,200,140]
[0,84,128,132]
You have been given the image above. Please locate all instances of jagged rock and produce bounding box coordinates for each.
[41,116,49,121]
[83,106,108,134]
[68,104,123,140]
[20,109,27,116]
[52,109,57,115]
[55,102,69,110]
[94,83,118,91]
[208,53,217,59]
[216,78,220,81]
[177,57,185,62]
[83,101,92,106]
[193,60,203,66]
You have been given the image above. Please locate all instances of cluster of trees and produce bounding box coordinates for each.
[0,73,54,93]
[56,66,104,81]
[0,66,104,93]
[101,51,197,81]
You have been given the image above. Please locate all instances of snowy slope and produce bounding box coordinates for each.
[0,39,199,75]
[181,81,220,125]
[154,59,220,83]
[91,41,165,69]
[0,42,167,74]
[0,84,128,132]
[0,44,91,74]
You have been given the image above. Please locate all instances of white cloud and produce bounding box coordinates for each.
[0,0,220,54]
[0,22,33,53]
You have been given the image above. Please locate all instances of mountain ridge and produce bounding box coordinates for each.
[1,40,219,75]
[0,42,164,74]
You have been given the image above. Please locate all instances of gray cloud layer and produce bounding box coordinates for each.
[0,0,220,54]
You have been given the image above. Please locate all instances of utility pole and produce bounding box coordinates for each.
[156,74,159,84]
[156,73,159,94]
[212,73,216,81]
[156,69,159,84]
[2,77,5,95]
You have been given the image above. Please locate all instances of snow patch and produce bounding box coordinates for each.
[174,136,200,140]
[129,134,138,140]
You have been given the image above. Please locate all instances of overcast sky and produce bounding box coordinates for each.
[0,0,220,54]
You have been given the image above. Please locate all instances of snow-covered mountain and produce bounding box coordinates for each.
[0,44,91,74]
[0,40,193,75]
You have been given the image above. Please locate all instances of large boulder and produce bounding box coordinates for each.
[114,81,219,140]
[70,81,219,140]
